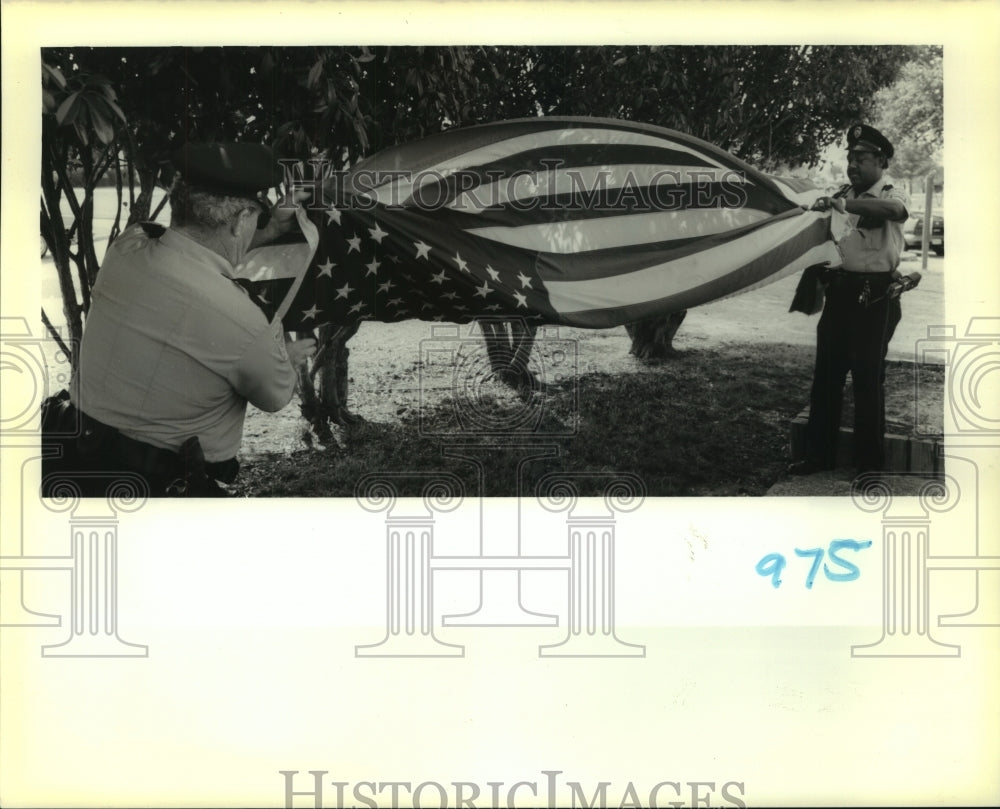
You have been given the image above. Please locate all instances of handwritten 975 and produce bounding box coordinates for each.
[756,540,873,589]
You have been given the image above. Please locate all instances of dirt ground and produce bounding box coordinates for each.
[238,255,945,462]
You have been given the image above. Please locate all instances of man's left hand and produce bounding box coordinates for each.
[810,196,846,214]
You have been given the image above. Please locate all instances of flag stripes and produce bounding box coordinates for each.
[234,116,837,332]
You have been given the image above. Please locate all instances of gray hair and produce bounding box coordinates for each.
[169,177,259,229]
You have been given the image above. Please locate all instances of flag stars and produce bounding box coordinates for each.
[453,252,469,272]
[485,304,502,312]
[513,291,528,308]
[431,269,448,285]
[366,258,381,276]
[474,281,492,299]
[486,265,501,282]
[317,259,335,277]
[326,207,342,226]
[414,241,432,260]
[369,222,388,244]
[442,291,460,301]
[301,304,321,321]
[335,283,353,300]
[378,279,395,294]
[347,235,362,254]
[516,272,533,289]
[348,301,367,315]
[387,297,404,308]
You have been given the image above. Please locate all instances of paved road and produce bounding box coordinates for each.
[682,250,944,363]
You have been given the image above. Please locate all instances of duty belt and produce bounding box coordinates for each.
[70,402,238,494]
[823,269,915,306]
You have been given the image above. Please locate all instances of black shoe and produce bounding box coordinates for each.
[787,460,832,476]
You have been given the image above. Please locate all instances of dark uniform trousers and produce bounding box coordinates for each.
[40,391,238,498]
[804,271,901,472]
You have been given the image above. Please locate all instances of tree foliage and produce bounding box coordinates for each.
[874,48,943,185]
[472,46,913,170]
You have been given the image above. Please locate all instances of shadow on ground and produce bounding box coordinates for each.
[235,341,944,498]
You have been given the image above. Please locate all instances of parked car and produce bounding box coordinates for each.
[905,210,944,256]
[903,211,922,250]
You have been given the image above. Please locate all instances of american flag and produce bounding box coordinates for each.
[232,117,839,330]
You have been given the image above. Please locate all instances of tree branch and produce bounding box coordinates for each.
[41,307,71,358]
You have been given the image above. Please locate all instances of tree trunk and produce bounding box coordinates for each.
[297,321,363,444]
[479,318,539,391]
[625,310,688,360]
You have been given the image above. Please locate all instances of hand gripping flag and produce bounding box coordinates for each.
[232,117,841,330]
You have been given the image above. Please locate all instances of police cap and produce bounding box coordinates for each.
[171,142,284,199]
[846,124,895,159]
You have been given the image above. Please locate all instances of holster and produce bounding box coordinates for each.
[40,391,236,498]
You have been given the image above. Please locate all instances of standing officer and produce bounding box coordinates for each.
[43,142,316,496]
[789,124,910,476]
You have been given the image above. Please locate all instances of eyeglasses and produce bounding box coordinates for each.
[846,151,878,165]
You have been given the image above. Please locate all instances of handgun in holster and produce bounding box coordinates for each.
[887,271,922,300]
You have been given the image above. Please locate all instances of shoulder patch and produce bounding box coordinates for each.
[139,222,167,238]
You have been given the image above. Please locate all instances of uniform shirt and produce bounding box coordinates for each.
[71,225,297,462]
[836,176,910,274]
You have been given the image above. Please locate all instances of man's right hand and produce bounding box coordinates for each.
[285,336,318,367]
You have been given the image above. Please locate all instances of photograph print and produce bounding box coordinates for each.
[38,45,944,498]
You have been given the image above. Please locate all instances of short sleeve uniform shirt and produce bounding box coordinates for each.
[72,226,296,462]
[836,177,910,274]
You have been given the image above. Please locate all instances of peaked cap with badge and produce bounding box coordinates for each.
[846,124,895,159]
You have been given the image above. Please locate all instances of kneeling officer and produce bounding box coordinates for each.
[43,142,315,496]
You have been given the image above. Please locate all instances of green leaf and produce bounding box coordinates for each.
[90,105,115,145]
[105,97,128,123]
[55,92,80,126]
[73,120,89,146]
[42,63,67,89]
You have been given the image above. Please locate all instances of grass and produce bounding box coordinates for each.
[234,341,849,498]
